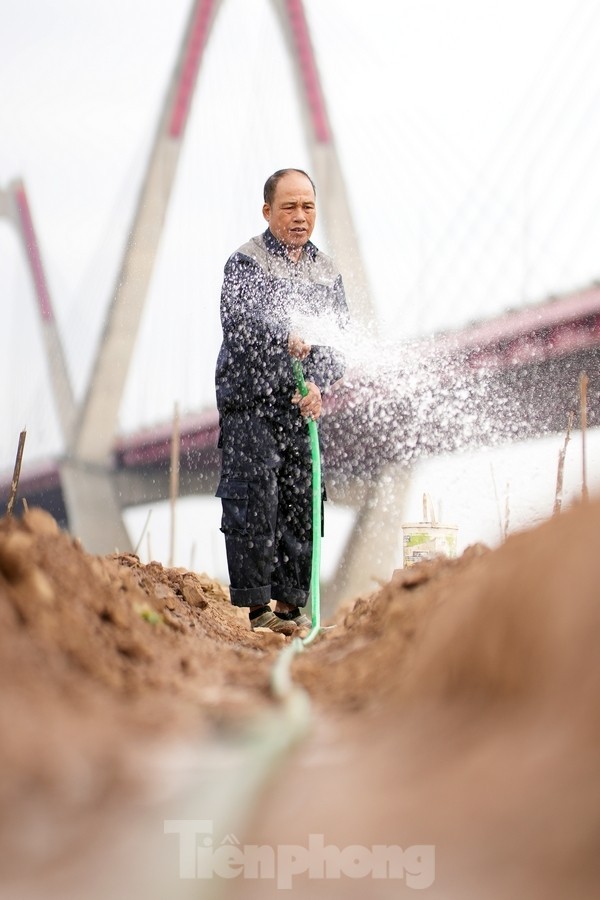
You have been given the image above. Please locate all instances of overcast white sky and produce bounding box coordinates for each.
[1,0,599,576]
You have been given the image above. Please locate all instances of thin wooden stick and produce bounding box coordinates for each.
[503,483,510,540]
[490,462,504,540]
[427,493,437,525]
[421,492,437,523]
[134,508,153,556]
[580,372,589,504]
[553,411,574,515]
[169,402,181,567]
[6,429,27,516]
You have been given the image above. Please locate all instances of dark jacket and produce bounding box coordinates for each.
[215,229,349,415]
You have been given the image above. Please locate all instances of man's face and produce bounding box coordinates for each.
[263,172,316,251]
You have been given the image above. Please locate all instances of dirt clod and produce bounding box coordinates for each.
[1,500,600,899]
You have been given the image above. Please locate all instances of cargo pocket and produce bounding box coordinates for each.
[215,480,249,534]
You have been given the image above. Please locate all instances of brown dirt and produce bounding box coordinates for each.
[1,501,600,898]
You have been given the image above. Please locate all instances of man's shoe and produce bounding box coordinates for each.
[274,606,311,628]
[250,610,297,636]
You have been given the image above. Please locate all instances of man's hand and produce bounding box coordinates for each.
[288,332,311,360]
[292,381,322,420]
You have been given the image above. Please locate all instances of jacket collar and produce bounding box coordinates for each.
[263,228,318,261]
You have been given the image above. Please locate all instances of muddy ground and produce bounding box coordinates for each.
[0,501,599,898]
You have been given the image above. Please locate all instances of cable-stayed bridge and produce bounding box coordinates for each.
[2,0,600,604]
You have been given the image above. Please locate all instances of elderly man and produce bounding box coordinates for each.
[215,168,349,634]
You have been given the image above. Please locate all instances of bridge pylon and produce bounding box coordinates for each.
[4,1,396,601]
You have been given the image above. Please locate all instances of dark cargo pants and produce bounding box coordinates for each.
[216,409,317,608]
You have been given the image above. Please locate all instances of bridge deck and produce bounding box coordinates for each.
[1,285,599,523]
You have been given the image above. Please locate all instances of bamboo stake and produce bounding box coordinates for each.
[503,483,510,540]
[6,428,27,516]
[169,402,181,567]
[421,492,437,524]
[134,508,153,556]
[428,493,437,525]
[579,372,589,504]
[490,462,504,540]
[553,411,574,515]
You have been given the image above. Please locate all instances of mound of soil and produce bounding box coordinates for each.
[1,500,600,898]
[0,508,286,886]
[250,498,600,899]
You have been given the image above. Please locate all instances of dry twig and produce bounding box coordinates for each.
[553,411,574,515]
[6,429,27,516]
[169,403,181,567]
[579,373,589,504]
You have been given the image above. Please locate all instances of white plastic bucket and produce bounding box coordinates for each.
[402,523,458,568]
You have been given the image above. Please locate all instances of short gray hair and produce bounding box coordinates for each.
[263,169,316,205]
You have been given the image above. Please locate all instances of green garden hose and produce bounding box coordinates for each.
[129,364,326,900]
[292,357,322,646]
[155,362,327,899]
[270,359,324,735]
